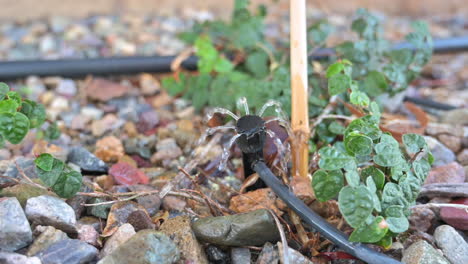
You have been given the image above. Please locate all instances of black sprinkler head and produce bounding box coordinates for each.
[235,115,266,155]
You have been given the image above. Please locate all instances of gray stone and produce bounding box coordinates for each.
[256,242,279,264]
[100,223,136,258]
[441,108,468,126]
[0,157,38,186]
[35,239,98,264]
[98,230,180,264]
[402,240,450,264]
[0,252,41,264]
[25,195,77,233]
[434,225,468,264]
[277,242,313,264]
[192,209,280,246]
[205,245,229,264]
[128,185,161,216]
[86,198,111,219]
[67,146,108,173]
[424,137,456,167]
[231,248,251,264]
[0,197,33,251]
[27,226,68,256]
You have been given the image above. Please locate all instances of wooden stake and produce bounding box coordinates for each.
[290,0,310,178]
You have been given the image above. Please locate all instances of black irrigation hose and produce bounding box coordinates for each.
[234,115,401,264]
[403,96,458,111]
[253,161,402,264]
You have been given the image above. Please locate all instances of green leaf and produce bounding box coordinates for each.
[326,62,345,78]
[403,133,428,154]
[350,90,370,107]
[308,20,333,44]
[161,74,186,96]
[345,116,381,140]
[366,176,382,212]
[381,183,408,210]
[386,217,409,233]
[0,112,30,144]
[36,158,65,187]
[213,57,234,73]
[0,99,19,113]
[0,134,4,148]
[412,158,431,182]
[35,153,54,172]
[362,71,388,97]
[20,100,46,128]
[361,166,385,190]
[318,146,355,171]
[399,175,421,202]
[328,121,345,135]
[344,132,373,156]
[338,185,374,228]
[312,169,344,202]
[349,216,388,243]
[328,73,350,96]
[374,134,403,167]
[345,169,360,187]
[0,82,9,100]
[52,171,82,198]
[245,51,269,78]
[44,122,61,141]
[6,91,21,106]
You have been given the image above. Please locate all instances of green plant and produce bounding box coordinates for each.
[311,62,433,246]
[0,82,81,198]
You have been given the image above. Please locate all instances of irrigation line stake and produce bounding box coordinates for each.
[290,0,310,179]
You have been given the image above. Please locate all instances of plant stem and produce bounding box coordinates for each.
[290,0,310,178]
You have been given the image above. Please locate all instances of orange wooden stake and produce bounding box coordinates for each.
[290,0,310,178]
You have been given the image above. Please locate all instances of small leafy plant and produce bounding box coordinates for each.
[311,62,433,246]
[0,82,81,198]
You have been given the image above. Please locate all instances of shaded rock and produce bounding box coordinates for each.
[438,134,462,153]
[77,216,102,233]
[256,242,279,264]
[0,197,33,251]
[441,108,468,125]
[0,252,41,264]
[425,162,466,184]
[27,226,68,256]
[231,247,251,264]
[25,195,77,234]
[95,136,125,163]
[192,209,280,246]
[409,207,435,232]
[205,245,229,264]
[424,137,456,167]
[109,162,149,186]
[277,242,313,264]
[440,197,468,230]
[402,240,450,264]
[68,146,108,173]
[100,223,136,258]
[127,210,155,232]
[128,185,161,216]
[86,198,112,219]
[98,230,180,264]
[434,225,468,264]
[162,195,186,212]
[457,149,468,166]
[426,123,464,138]
[150,138,182,163]
[0,183,52,207]
[35,239,98,264]
[0,157,38,186]
[102,201,152,237]
[160,215,208,264]
[86,78,129,102]
[77,224,99,247]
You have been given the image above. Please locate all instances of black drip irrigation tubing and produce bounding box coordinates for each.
[234,115,402,264]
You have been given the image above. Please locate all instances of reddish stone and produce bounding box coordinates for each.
[109,162,149,186]
[440,198,468,230]
[85,78,129,102]
[136,110,159,134]
[425,162,466,185]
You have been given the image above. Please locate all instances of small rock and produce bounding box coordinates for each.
[426,123,464,138]
[438,134,462,153]
[205,245,229,264]
[0,197,33,251]
[150,138,182,164]
[151,91,172,108]
[27,226,68,256]
[136,110,159,134]
[95,136,125,163]
[0,252,41,264]
[425,162,466,184]
[402,240,450,264]
[92,114,119,136]
[457,149,468,166]
[0,157,38,186]
[32,141,68,162]
[124,122,139,137]
[0,183,53,207]
[277,242,314,264]
[139,74,160,95]
[128,185,161,216]
[256,242,279,264]
[409,207,435,232]
[192,209,280,246]
[424,137,456,167]
[86,198,112,219]
[102,201,152,237]
[35,239,98,264]
[441,108,468,126]
[100,223,136,258]
[81,106,104,120]
[77,216,102,233]
[0,149,11,160]
[25,195,77,234]
[229,188,283,216]
[56,79,77,97]
[160,215,208,263]
[434,225,468,264]
[109,162,149,186]
[77,225,99,247]
[231,247,251,264]
[67,146,108,173]
[440,197,468,230]
[162,195,186,212]
[85,78,129,102]
[127,210,155,231]
[98,230,180,264]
